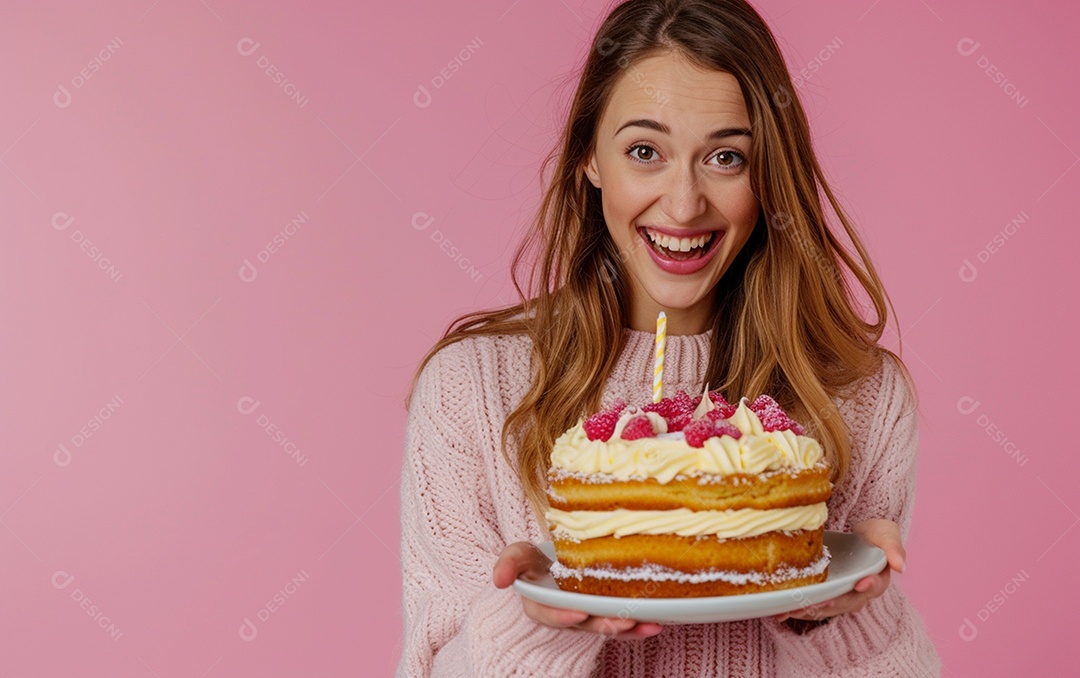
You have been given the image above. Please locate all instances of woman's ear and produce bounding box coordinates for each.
[583,153,601,189]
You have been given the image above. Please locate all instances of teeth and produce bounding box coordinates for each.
[645,229,713,252]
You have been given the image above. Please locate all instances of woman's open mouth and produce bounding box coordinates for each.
[636,226,723,274]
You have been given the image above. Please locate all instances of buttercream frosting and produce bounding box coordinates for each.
[550,400,824,483]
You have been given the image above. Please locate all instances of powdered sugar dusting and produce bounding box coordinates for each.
[548,468,643,484]
[551,546,830,585]
[549,465,824,486]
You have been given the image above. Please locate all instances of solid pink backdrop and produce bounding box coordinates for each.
[2,0,1077,675]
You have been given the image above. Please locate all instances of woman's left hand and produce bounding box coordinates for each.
[772,519,906,623]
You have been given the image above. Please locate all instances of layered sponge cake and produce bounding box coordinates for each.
[545,390,832,598]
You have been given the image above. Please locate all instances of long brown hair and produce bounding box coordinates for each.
[409,0,905,516]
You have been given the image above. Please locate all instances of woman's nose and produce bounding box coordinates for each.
[660,164,707,224]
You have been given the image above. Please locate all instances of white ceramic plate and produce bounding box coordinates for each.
[512,531,886,624]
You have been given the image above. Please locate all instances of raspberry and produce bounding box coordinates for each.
[641,398,672,418]
[666,412,692,433]
[583,400,626,441]
[713,421,743,440]
[750,395,805,434]
[683,419,717,447]
[750,394,780,411]
[642,390,695,419]
[620,415,655,440]
[704,391,737,418]
[670,391,694,416]
[705,405,737,421]
[708,390,732,407]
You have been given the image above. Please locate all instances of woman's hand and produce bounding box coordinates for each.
[772,519,906,624]
[493,541,664,640]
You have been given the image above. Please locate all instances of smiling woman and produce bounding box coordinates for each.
[398,1,941,676]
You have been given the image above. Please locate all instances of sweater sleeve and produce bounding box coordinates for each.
[396,341,606,678]
[760,356,941,677]
[838,356,919,542]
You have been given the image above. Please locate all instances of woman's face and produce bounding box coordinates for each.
[584,51,760,334]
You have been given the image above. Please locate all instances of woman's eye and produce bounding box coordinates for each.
[629,144,657,162]
[711,150,746,170]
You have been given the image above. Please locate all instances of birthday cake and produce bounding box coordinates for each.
[545,389,833,598]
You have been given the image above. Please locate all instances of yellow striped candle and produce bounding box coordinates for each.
[653,311,666,403]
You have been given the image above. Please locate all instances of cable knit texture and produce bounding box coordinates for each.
[397,328,941,677]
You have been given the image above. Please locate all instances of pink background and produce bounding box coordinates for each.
[2,0,1077,675]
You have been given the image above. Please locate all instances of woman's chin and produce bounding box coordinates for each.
[641,290,714,317]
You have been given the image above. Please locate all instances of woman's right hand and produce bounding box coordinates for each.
[493,541,664,640]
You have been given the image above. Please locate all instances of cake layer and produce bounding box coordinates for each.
[552,528,824,573]
[550,556,829,598]
[548,465,831,511]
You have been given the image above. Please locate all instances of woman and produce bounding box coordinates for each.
[397,0,941,675]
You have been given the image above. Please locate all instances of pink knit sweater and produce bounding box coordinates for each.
[397,328,941,677]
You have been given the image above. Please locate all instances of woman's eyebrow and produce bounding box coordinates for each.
[614,118,752,140]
